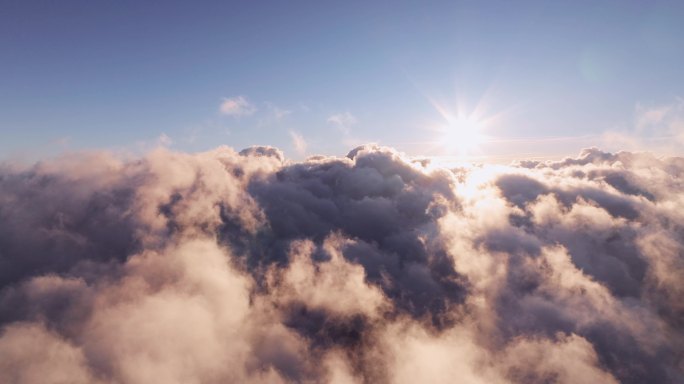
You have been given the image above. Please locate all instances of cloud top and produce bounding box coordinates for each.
[0,145,682,383]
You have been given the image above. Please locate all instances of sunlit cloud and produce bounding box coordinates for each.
[219,96,257,116]
[0,145,681,383]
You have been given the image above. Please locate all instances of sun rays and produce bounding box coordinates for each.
[436,114,486,157]
[423,95,500,160]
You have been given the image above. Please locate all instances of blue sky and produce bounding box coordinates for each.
[2,0,683,161]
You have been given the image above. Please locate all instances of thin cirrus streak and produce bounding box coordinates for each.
[0,144,682,383]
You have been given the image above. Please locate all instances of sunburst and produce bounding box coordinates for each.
[425,97,494,159]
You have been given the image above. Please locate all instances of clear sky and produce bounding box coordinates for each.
[2,0,683,161]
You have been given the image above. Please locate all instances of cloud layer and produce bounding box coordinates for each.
[0,145,682,383]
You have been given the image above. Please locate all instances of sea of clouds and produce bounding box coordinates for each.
[0,144,682,383]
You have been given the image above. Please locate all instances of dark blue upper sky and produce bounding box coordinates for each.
[2,0,683,160]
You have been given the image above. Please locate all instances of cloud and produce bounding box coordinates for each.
[268,103,291,120]
[157,133,172,147]
[327,112,357,133]
[220,96,256,116]
[635,97,684,142]
[603,97,684,155]
[0,145,683,383]
[288,130,307,156]
[257,103,292,127]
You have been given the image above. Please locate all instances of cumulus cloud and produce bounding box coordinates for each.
[220,96,257,116]
[0,144,683,383]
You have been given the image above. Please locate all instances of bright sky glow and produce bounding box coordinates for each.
[438,115,485,158]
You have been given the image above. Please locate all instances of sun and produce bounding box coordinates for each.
[437,114,485,157]
[423,95,495,159]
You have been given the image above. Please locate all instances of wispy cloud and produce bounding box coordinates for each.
[157,133,173,147]
[220,96,256,117]
[268,103,291,120]
[258,103,292,127]
[289,130,307,156]
[327,112,357,133]
[602,97,684,155]
[635,97,684,138]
